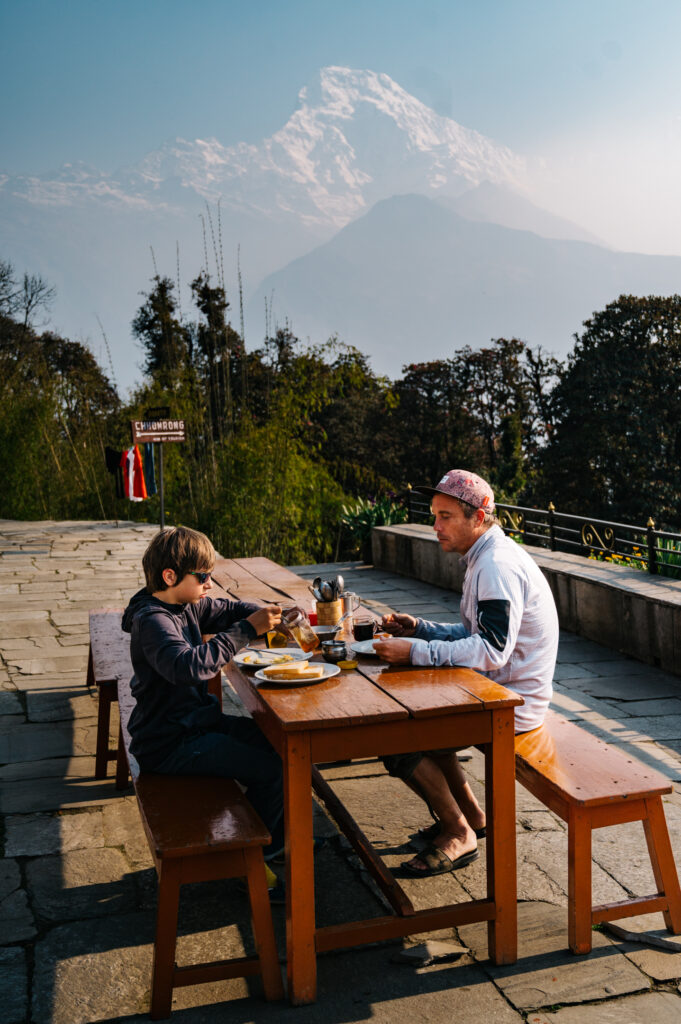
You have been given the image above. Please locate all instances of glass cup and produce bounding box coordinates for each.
[266,630,288,649]
[353,617,376,643]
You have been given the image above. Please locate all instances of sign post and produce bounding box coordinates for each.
[131,415,186,529]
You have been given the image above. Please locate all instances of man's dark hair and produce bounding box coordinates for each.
[453,498,499,527]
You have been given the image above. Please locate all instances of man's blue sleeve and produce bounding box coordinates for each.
[412,618,469,642]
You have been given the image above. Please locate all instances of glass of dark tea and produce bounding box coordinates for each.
[353,618,376,642]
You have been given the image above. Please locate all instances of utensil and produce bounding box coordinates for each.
[341,591,361,617]
[320,580,335,601]
[313,576,322,593]
[308,584,323,601]
[320,639,348,664]
[334,574,344,597]
[311,623,340,643]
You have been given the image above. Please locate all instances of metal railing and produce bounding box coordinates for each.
[406,492,681,580]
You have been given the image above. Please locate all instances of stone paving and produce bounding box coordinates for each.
[3,522,681,1022]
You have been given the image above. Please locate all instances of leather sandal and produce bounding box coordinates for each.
[400,842,479,877]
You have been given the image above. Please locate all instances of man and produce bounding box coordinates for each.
[374,469,559,876]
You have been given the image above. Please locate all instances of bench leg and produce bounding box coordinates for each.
[95,682,115,779]
[245,848,284,1001]
[643,796,681,933]
[568,807,592,954]
[150,860,181,1021]
[115,721,130,790]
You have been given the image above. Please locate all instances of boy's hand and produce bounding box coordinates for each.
[381,612,417,637]
[247,604,282,637]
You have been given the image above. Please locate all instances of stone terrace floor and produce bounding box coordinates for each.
[2,520,681,1023]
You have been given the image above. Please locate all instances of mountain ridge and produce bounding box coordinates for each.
[2,66,528,224]
[248,192,681,375]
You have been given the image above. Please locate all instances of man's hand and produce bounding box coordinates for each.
[246,604,282,636]
[381,612,418,637]
[372,638,413,664]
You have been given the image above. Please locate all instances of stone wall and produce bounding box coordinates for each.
[372,523,681,676]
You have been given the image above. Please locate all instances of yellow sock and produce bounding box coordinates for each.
[265,863,278,888]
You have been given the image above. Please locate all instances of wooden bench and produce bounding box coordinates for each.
[515,711,681,953]
[116,674,284,1017]
[87,608,222,787]
[86,609,132,782]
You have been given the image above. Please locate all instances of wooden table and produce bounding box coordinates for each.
[214,558,523,1004]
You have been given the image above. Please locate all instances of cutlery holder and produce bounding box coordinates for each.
[315,599,342,625]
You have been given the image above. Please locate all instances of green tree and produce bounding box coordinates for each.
[132,276,190,388]
[387,359,478,487]
[190,271,245,438]
[538,294,681,527]
[0,310,119,520]
[452,338,560,476]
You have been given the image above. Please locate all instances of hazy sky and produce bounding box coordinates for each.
[2,0,681,254]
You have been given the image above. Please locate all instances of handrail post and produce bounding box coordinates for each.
[647,518,657,575]
[406,484,413,523]
[548,502,556,551]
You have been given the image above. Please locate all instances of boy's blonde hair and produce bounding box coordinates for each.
[143,526,215,592]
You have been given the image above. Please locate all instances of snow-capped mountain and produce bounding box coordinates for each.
[3,67,528,226]
[0,66,636,392]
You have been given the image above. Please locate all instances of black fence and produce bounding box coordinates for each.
[406,492,681,580]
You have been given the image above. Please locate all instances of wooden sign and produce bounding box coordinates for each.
[130,418,186,443]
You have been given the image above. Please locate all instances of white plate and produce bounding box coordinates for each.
[254,663,341,687]
[351,637,414,657]
[350,638,384,656]
[234,647,309,668]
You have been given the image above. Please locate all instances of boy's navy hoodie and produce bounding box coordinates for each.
[121,587,259,769]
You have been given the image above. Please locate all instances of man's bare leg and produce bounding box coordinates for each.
[431,750,486,832]
[402,756,477,871]
[403,776,438,822]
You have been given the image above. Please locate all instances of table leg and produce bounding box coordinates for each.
[283,731,316,1004]
[486,707,517,964]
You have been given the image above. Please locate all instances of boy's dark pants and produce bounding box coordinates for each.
[153,715,285,853]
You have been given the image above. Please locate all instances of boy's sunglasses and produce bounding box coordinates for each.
[190,571,213,584]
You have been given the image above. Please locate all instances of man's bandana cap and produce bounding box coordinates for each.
[416,470,495,511]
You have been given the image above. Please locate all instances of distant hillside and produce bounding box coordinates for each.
[446,182,603,245]
[248,193,681,374]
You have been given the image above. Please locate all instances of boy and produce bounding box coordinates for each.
[122,525,286,859]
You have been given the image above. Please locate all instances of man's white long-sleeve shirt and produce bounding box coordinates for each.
[409,525,558,732]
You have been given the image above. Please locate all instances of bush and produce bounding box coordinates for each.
[341,495,408,561]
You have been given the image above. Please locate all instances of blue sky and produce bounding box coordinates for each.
[2,0,681,251]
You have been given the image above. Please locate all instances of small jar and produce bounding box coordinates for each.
[320,640,348,664]
[280,609,319,653]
